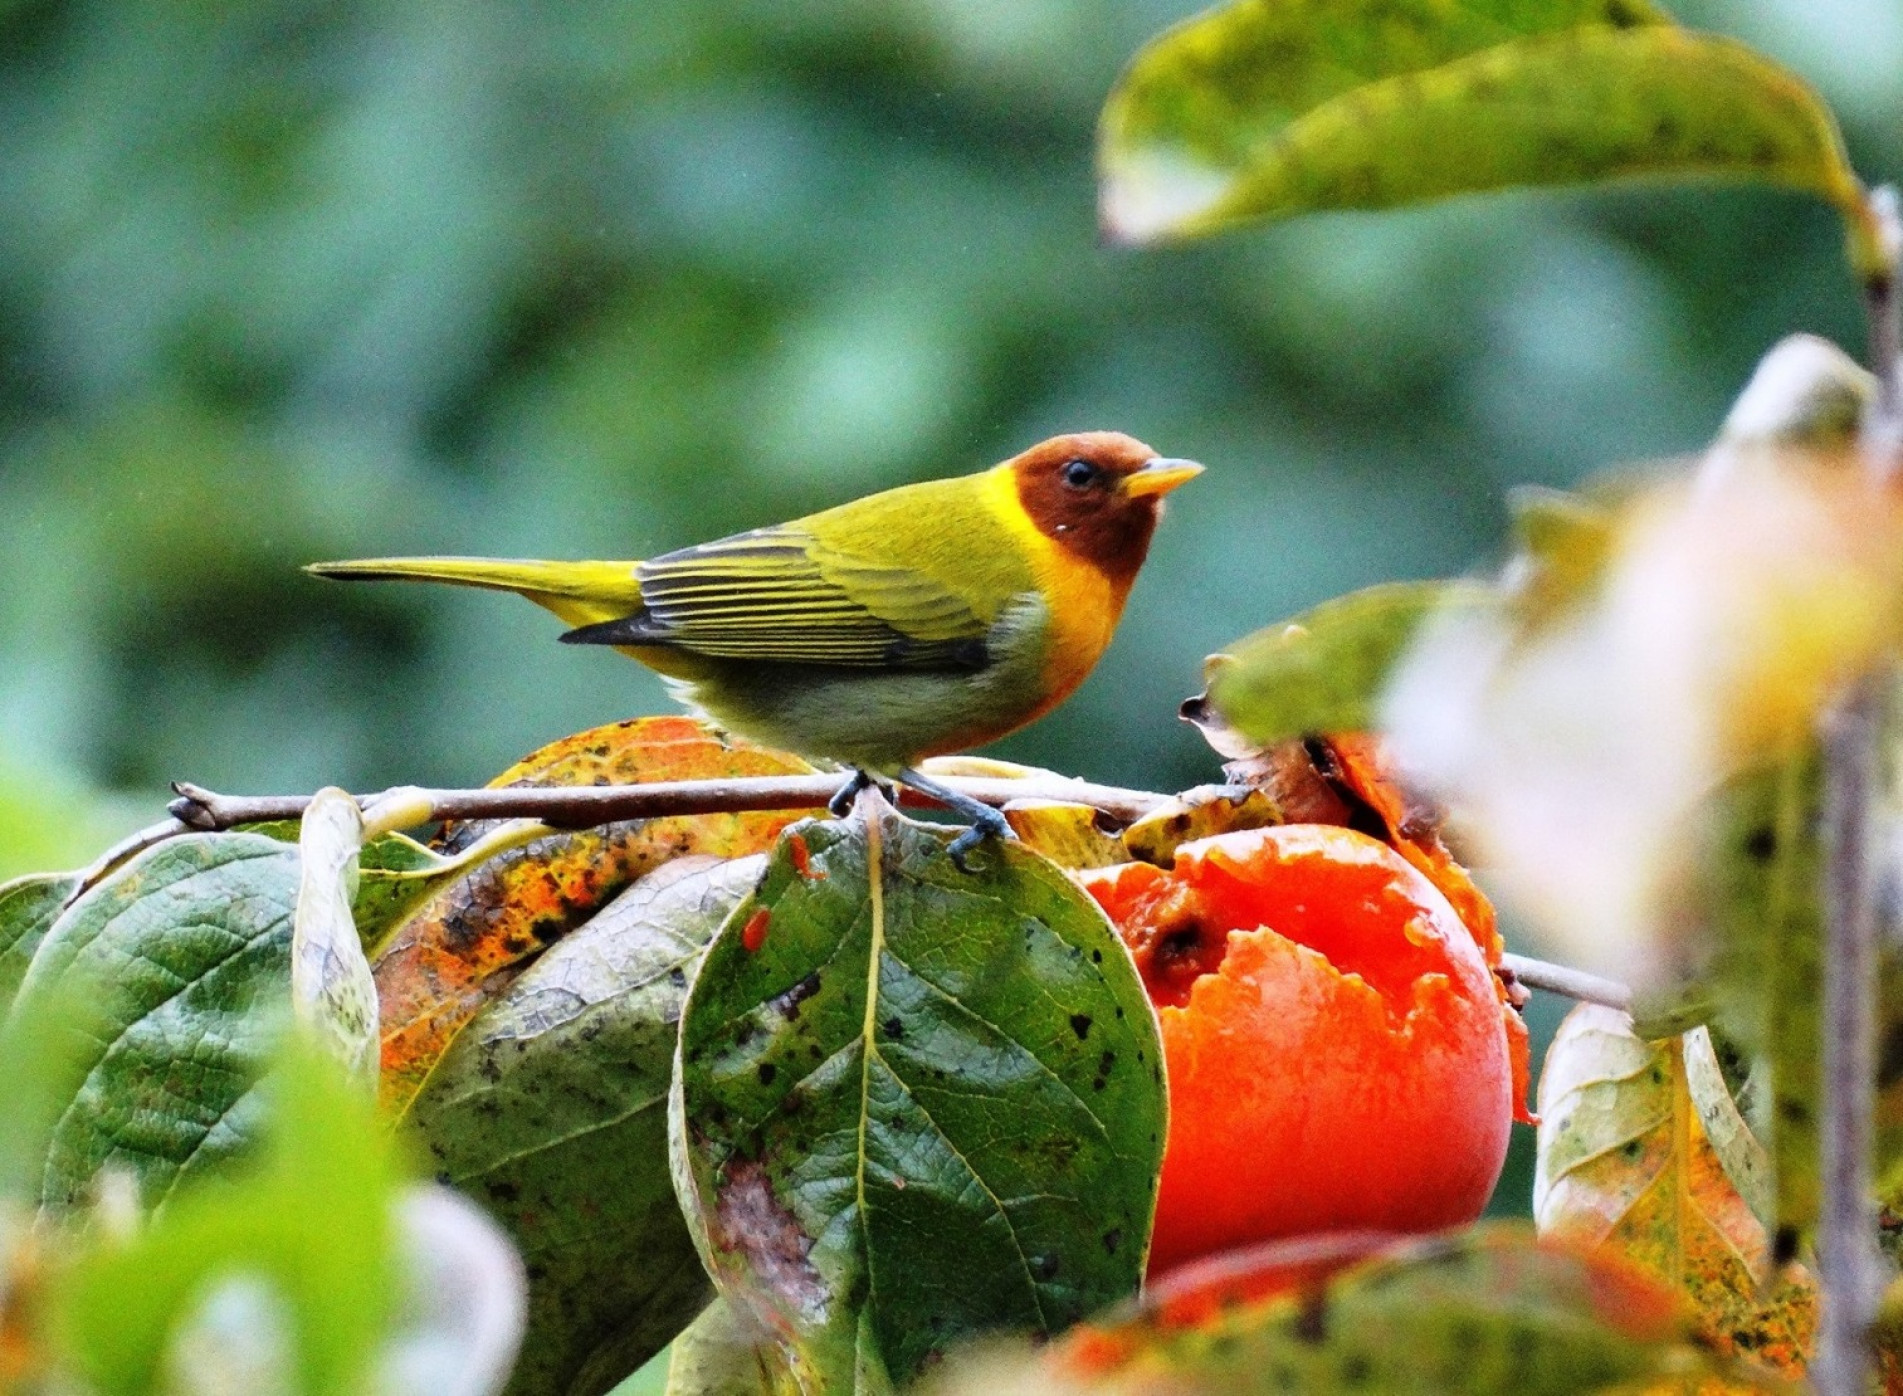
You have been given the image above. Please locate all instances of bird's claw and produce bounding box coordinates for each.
[828,769,874,818]
[946,806,1014,873]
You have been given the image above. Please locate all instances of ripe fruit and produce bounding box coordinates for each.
[1079,825,1519,1276]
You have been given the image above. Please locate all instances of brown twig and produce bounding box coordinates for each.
[166,773,1169,834]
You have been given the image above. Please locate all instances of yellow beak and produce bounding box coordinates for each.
[1122,457,1206,498]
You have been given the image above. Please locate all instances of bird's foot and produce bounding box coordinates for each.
[828,768,876,819]
[897,766,1016,873]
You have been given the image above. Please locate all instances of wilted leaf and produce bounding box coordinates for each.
[1101,4,1861,246]
[672,808,1166,1387]
[50,1037,402,1396]
[1028,1224,1770,1394]
[0,872,78,1019]
[1535,1005,1813,1376]
[11,834,299,1207]
[376,716,819,1116]
[292,789,377,1081]
[667,1299,797,1396]
[1206,582,1492,747]
[406,855,765,1396]
[1001,801,1129,870]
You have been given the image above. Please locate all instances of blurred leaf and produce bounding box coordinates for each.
[292,789,378,1080]
[0,973,102,1202]
[11,834,298,1207]
[377,1186,528,1396]
[1206,582,1493,747]
[0,873,79,1020]
[407,854,766,1396]
[1120,786,1283,866]
[1000,801,1129,870]
[1387,459,1903,986]
[1032,1223,1770,1394]
[666,1300,796,1396]
[1534,1005,1812,1376]
[51,1036,401,1396]
[376,716,819,1117]
[672,809,1165,1387]
[1101,5,1863,245]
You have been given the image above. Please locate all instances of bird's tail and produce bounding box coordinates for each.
[305,556,644,629]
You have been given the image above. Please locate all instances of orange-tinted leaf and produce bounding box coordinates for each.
[1536,1005,1815,1378]
[1041,1224,1767,1394]
[375,716,819,1114]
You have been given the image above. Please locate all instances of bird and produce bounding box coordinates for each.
[308,431,1202,865]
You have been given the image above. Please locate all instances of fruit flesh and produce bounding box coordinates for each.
[1081,826,1515,1275]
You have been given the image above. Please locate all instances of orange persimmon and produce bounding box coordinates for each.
[1079,825,1517,1276]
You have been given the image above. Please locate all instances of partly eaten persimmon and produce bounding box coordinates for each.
[1079,825,1518,1276]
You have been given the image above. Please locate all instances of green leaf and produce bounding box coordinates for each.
[671,809,1166,1388]
[1101,9,1862,245]
[666,1300,797,1396]
[407,855,765,1396]
[292,788,378,1081]
[11,834,299,1207]
[51,1036,402,1396]
[1205,581,1491,745]
[0,871,79,1019]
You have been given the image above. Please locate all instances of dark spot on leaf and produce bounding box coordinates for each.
[530,915,563,944]
[1744,826,1778,861]
[669,967,688,988]
[488,1181,520,1204]
[771,972,822,1020]
[1031,1254,1060,1281]
[1069,1013,1093,1040]
[1091,949,1102,963]
[1774,1226,1800,1264]
[1098,1050,1116,1076]
[884,1017,905,1040]
[758,1063,777,1086]
[1102,1228,1122,1255]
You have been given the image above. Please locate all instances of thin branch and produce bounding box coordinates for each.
[1497,953,1631,1012]
[1813,183,1903,1396]
[166,773,1169,834]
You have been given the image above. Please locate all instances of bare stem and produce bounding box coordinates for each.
[1813,184,1903,1396]
[1496,953,1631,1012]
[166,773,1168,834]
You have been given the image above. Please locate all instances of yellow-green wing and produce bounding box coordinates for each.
[632,525,992,668]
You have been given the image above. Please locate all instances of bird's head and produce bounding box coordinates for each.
[1008,431,1204,588]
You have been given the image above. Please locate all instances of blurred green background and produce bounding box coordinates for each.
[2,0,1898,1267]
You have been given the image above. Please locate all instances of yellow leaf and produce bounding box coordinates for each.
[1536,1005,1814,1378]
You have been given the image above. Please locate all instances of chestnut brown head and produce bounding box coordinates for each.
[1010,431,1204,587]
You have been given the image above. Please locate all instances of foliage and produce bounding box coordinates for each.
[2,0,1900,1393]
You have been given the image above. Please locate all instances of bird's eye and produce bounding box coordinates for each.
[1062,459,1098,489]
